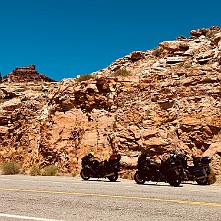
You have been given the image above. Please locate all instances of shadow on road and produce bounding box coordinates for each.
[80,179,121,183]
[134,182,184,187]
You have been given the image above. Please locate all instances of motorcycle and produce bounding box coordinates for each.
[134,153,185,187]
[185,156,212,185]
[167,151,213,185]
[80,154,121,182]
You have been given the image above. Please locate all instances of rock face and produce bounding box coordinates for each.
[3,65,56,83]
[0,26,221,175]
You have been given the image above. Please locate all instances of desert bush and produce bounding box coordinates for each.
[1,161,20,175]
[29,166,41,176]
[41,165,58,176]
[120,172,134,180]
[0,99,5,103]
[111,68,131,77]
[207,169,216,184]
[121,174,129,179]
[76,74,94,82]
[152,47,164,57]
[71,172,77,177]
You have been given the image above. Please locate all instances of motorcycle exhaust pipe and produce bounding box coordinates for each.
[195,175,207,180]
[104,172,115,177]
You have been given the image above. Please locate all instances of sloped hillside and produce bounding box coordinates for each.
[0,26,220,175]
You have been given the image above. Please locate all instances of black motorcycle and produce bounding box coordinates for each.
[185,156,212,185]
[134,153,185,187]
[80,154,121,182]
[168,152,213,185]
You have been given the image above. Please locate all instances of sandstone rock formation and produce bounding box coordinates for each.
[3,65,56,83]
[0,26,220,176]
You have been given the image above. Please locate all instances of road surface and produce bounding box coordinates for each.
[0,175,220,221]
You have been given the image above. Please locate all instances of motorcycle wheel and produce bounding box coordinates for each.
[168,179,181,187]
[196,177,209,185]
[107,172,118,182]
[134,171,145,184]
[80,168,90,180]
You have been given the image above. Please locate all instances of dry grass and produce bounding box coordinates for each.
[76,74,94,82]
[111,68,131,77]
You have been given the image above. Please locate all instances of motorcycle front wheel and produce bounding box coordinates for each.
[168,178,181,187]
[134,171,145,184]
[107,172,118,182]
[80,168,90,180]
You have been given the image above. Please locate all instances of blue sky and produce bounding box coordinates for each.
[1,0,220,81]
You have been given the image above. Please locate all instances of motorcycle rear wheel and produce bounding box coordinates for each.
[168,179,181,187]
[134,171,145,184]
[107,172,118,182]
[80,168,90,180]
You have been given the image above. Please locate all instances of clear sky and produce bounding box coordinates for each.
[1,0,220,81]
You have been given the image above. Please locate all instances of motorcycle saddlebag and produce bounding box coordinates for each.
[193,166,207,179]
[165,166,180,179]
[201,157,211,164]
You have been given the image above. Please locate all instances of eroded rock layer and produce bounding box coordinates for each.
[0,26,220,175]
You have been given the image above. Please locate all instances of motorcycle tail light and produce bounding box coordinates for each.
[109,155,116,161]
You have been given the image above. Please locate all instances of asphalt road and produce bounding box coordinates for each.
[0,175,220,221]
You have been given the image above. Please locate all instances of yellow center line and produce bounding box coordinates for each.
[0,187,220,207]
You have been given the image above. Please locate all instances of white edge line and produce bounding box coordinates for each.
[0,213,62,221]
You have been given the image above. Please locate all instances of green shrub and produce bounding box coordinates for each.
[29,166,41,176]
[41,165,58,176]
[111,68,131,77]
[76,74,94,82]
[1,161,20,175]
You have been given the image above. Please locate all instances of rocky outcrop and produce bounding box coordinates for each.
[2,65,56,83]
[0,26,221,176]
